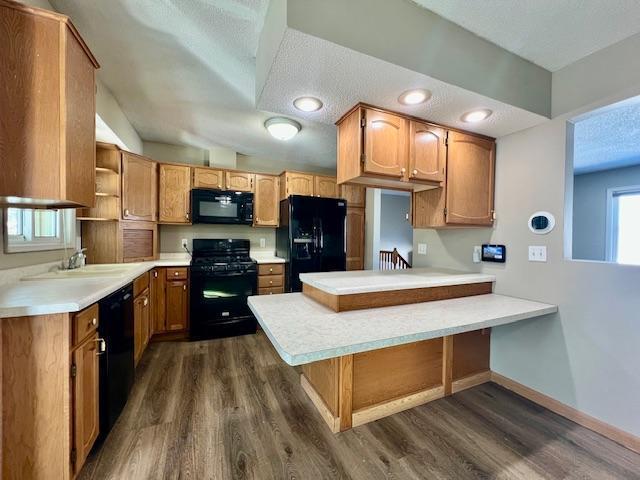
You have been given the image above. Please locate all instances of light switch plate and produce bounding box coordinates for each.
[528,246,547,262]
[260,238,266,248]
[417,243,427,255]
[473,245,482,263]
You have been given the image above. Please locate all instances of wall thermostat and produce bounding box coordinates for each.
[528,211,555,234]
[482,244,506,263]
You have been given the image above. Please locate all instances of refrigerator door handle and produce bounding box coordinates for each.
[318,219,324,251]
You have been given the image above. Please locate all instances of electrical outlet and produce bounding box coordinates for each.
[417,243,427,255]
[181,238,188,250]
[528,246,547,262]
[260,238,266,248]
[473,245,482,263]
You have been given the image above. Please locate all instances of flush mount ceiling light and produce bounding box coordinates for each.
[398,89,431,105]
[264,117,301,141]
[293,96,323,112]
[461,109,493,123]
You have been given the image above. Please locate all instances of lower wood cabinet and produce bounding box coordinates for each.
[133,286,150,366]
[70,304,100,476]
[258,263,285,295]
[150,267,189,335]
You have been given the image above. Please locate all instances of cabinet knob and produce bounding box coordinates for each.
[124,208,130,216]
[401,168,406,174]
[269,268,273,273]
[185,213,189,219]
[154,271,158,278]
[143,298,148,306]
[412,169,418,175]
[91,317,97,326]
[183,284,187,291]
[269,280,273,285]
[174,271,179,276]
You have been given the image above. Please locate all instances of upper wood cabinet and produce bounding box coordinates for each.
[280,171,315,199]
[121,152,157,221]
[226,171,254,192]
[159,164,191,223]
[254,174,279,227]
[0,1,99,208]
[314,176,339,198]
[193,167,224,189]
[340,184,366,208]
[445,132,495,226]
[413,131,496,228]
[409,122,446,183]
[363,108,407,179]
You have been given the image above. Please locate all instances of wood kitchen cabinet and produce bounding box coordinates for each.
[226,170,255,192]
[122,152,158,221]
[70,303,100,476]
[340,184,366,208]
[159,163,192,223]
[133,272,151,365]
[314,176,339,198]
[254,174,280,226]
[82,220,158,264]
[409,121,446,183]
[345,207,366,270]
[0,0,99,208]
[362,108,408,179]
[166,278,189,331]
[150,268,166,336]
[413,131,495,228]
[193,167,225,189]
[258,263,285,295]
[280,171,315,199]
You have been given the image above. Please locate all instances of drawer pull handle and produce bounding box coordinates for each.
[91,317,97,326]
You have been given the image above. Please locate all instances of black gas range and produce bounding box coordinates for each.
[189,239,257,340]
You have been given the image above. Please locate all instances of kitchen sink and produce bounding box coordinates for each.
[22,263,144,280]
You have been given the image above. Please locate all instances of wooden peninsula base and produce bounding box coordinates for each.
[301,329,490,432]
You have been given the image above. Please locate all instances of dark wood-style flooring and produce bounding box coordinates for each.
[79,332,640,479]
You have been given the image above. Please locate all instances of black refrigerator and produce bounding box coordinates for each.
[276,195,347,292]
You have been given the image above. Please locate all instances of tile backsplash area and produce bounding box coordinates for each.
[160,224,276,253]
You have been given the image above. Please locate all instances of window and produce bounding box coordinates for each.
[606,186,640,265]
[4,208,75,253]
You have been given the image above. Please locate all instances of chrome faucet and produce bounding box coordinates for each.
[65,248,87,270]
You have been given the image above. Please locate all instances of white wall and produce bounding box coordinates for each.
[412,228,490,272]
[572,164,640,261]
[379,192,413,264]
[143,141,208,165]
[96,80,143,154]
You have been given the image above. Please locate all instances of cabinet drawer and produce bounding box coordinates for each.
[258,275,283,288]
[258,263,284,276]
[73,303,99,346]
[166,267,188,280]
[133,271,150,297]
[259,286,284,295]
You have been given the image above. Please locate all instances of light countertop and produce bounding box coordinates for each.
[0,254,191,319]
[250,251,287,264]
[299,268,496,295]
[248,293,557,366]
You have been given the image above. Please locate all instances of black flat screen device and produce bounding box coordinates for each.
[482,244,506,263]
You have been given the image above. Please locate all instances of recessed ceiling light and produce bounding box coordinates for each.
[293,96,323,112]
[264,117,301,141]
[461,109,493,123]
[398,89,431,105]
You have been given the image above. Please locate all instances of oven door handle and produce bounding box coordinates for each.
[190,271,256,278]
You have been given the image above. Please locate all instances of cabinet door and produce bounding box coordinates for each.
[346,207,365,270]
[283,172,314,198]
[122,153,157,221]
[363,109,407,178]
[254,174,279,226]
[72,333,99,475]
[314,176,339,198]
[340,184,366,208]
[193,167,225,189]
[445,132,495,226]
[159,164,192,223]
[133,295,145,365]
[225,171,254,192]
[166,280,188,331]
[150,268,166,334]
[409,121,446,183]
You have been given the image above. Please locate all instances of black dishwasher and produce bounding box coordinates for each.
[97,284,135,441]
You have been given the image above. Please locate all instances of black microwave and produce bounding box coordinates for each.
[191,189,253,225]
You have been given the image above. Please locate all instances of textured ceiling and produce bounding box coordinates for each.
[573,99,640,174]
[410,0,640,71]
[50,0,336,168]
[257,29,547,139]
